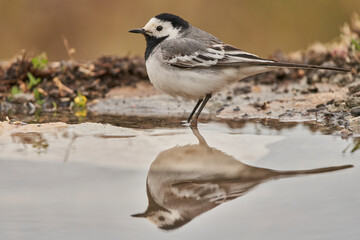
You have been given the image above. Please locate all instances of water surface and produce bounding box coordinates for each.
[0,120,359,240]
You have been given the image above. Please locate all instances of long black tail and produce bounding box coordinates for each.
[249,61,350,72]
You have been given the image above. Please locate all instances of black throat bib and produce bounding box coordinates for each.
[144,35,168,60]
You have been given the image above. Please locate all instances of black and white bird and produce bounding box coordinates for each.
[132,127,352,230]
[129,13,349,124]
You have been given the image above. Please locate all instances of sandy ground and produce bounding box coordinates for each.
[87,79,360,133]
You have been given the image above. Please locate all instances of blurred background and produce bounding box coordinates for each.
[0,0,359,61]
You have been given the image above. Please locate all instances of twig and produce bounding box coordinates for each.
[53,76,74,96]
[61,35,76,61]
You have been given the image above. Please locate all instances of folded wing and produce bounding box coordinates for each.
[160,38,274,69]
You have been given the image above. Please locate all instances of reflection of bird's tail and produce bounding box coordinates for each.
[278,164,353,176]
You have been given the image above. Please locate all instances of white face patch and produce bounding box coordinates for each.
[143,18,181,39]
[147,209,182,228]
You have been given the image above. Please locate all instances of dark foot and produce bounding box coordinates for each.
[190,119,198,127]
[189,122,198,130]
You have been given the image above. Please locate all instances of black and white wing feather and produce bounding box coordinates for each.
[160,38,349,72]
[160,38,274,69]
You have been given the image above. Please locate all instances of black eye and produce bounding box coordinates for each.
[158,216,165,221]
[156,26,163,31]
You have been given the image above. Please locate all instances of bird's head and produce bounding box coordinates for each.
[129,13,189,40]
[132,209,191,230]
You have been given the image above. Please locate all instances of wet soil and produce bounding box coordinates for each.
[1,15,360,132]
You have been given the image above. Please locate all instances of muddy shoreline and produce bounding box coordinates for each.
[1,15,360,133]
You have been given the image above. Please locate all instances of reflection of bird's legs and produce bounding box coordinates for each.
[190,124,210,148]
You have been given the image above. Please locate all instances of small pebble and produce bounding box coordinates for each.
[350,106,360,117]
[226,96,233,101]
[346,97,360,108]
[348,80,360,94]
[216,107,225,114]
[233,106,241,112]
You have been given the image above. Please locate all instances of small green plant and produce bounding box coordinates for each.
[73,92,87,120]
[33,88,44,105]
[52,101,57,110]
[31,52,48,70]
[74,92,87,108]
[350,140,360,153]
[351,39,360,52]
[11,85,23,95]
[27,72,42,90]
[342,138,360,154]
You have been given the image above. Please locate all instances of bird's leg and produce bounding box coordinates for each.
[190,93,212,125]
[190,124,210,148]
[187,98,203,123]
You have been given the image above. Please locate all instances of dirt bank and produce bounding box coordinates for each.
[1,14,360,132]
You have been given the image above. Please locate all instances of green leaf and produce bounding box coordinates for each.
[33,88,44,105]
[351,141,360,153]
[31,52,48,70]
[351,39,360,51]
[27,72,42,90]
[11,85,22,95]
[33,87,40,99]
[52,101,57,109]
[36,99,45,105]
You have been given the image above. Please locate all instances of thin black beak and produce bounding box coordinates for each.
[129,28,145,34]
[131,212,148,218]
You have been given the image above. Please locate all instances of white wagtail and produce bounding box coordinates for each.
[132,127,352,230]
[129,13,349,124]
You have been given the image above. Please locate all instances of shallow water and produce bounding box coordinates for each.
[0,119,359,240]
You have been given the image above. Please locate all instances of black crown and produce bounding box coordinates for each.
[155,13,190,29]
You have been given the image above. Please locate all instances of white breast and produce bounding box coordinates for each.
[145,50,271,99]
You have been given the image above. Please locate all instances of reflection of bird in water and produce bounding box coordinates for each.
[132,127,353,230]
